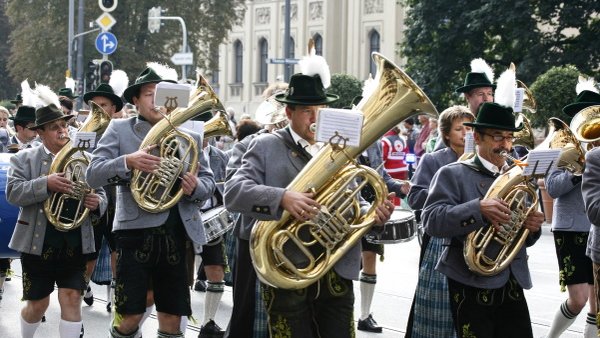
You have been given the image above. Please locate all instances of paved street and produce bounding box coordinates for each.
[0,224,588,337]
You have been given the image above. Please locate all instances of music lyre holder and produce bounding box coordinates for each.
[521,149,561,178]
[328,131,352,162]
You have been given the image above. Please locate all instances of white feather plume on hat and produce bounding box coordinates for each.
[576,76,599,95]
[64,77,75,91]
[494,63,516,109]
[147,62,178,82]
[470,58,495,83]
[109,69,129,97]
[299,47,332,89]
[34,83,61,108]
[20,79,40,107]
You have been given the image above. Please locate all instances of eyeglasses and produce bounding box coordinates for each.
[481,132,515,143]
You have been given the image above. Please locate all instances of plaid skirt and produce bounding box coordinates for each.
[412,237,457,338]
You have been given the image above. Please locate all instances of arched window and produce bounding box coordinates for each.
[368,30,380,76]
[234,40,243,83]
[313,33,323,55]
[259,38,268,82]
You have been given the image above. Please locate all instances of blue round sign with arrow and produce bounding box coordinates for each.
[95,32,118,55]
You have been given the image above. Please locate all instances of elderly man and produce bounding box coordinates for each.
[423,102,544,338]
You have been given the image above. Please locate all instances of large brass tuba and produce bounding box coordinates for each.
[464,117,585,276]
[130,75,223,213]
[570,105,600,145]
[204,110,234,140]
[250,53,438,289]
[44,101,112,231]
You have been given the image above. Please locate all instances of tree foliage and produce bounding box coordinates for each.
[2,0,245,98]
[400,0,599,111]
[328,73,363,109]
[529,65,580,128]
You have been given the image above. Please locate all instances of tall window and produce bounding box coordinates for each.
[288,37,295,59]
[313,33,323,55]
[368,30,380,76]
[211,48,219,86]
[259,38,268,82]
[234,40,243,83]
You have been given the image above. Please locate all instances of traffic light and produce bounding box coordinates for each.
[99,60,113,84]
[98,0,117,12]
[86,61,99,91]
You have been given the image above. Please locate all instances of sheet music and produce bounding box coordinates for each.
[72,132,97,150]
[514,88,524,113]
[155,82,193,109]
[464,131,475,154]
[315,108,363,147]
[522,149,561,176]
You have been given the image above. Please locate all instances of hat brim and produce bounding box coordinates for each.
[463,121,524,132]
[29,115,73,130]
[455,83,496,94]
[563,102,599,117]
[83,91,124,112]
[9,100,22,104]
[123,80,177,104]
[274,93,339,106]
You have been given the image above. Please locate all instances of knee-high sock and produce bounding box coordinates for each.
[20,316,41,338]
[204,281,225,324]
[110,325,138,338]
[359,272,377,320]
[584,312,597,338]
[59,319,82,338]
[179,315,188,334]
[157,330,184,338]
[134,305,154,338]
[546,300,579,338]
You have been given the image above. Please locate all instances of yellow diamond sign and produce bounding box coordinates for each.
[96,13,116,31]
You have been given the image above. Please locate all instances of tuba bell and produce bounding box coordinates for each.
[464,117,585,276]
[130,74,223,213]
[250,53,438,289]
[204,109,234,140]
[44,101,112,231]
[570,105,600,146]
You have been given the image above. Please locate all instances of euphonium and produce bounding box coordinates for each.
[44,101,111,231]
[570,104,600,145]
[131,74,223,213]
[250,53,438,289]
[512,80,537,150]
[204,110,234,140]
[464,117,585,276]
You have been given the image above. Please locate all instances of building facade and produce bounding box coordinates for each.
[213,0,407,118]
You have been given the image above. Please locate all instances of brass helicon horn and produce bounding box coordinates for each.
[44,101,112,231]
[250,53,438,289]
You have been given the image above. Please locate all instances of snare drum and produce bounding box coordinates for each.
[202,206,236,242]
[365,208,416,244]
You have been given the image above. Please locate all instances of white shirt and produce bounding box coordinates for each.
[478,153,509,175]
[289,127,323,157]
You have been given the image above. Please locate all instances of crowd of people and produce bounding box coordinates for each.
[0,48,599,338]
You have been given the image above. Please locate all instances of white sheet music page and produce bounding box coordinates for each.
[514,88,525,113]
[73,132,97,150]
[315,108,364,147]
[522,149,561,176]
[464,131,475,154]
[155,82,193,109]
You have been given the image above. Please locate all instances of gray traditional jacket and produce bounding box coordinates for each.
[545,168,590,232]
[408,147,458,210]
[582,148,600,263]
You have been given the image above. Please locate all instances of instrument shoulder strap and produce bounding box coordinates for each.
[271,128,312,163]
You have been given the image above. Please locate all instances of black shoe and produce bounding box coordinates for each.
[83,285,94,306]
[199,319,225,338]
[106,302,112,313]
[357,314,382,333]
[194,280,207,292]
[41,315,46,323]
[4,277,10,281]
[80,323,84,338]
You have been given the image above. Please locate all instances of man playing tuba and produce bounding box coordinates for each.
[86,64,216,338]
[224,53,394,337]
[7,102,106,338]
[422,98,544,337]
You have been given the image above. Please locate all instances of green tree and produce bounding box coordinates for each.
[328,73,363,109]
[529,65,581,128]
[0,0,17,99]
[3,0,245,97]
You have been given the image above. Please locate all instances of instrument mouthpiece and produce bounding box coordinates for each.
[309,123,317,133]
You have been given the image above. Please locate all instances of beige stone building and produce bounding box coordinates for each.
[212,0,407,118]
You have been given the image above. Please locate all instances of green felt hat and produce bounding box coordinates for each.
[275,74,339,106]
[29,104,73,130]
[123,67,177,104]
[83,83,124,112]
[455,72,496,93]
[562,90,600,117]
[463,102,523,132]
[58,87,79,99]
[10,105,36,123]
